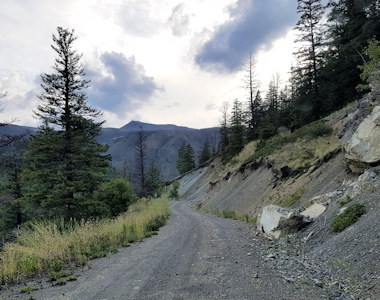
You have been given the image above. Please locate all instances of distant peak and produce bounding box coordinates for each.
[120,121,192,132]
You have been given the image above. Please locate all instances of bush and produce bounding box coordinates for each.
[94,178,138,217]
[331,203,366,232]
[169,181,180,200]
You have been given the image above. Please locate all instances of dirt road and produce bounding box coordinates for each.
[4,200,325,300]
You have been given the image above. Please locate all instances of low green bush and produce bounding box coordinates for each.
[331,203,366,232]
[50,260,64,272]
[169,181,180,200]
[222,210,238,219]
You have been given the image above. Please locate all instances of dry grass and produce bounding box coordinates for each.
[268,134,340,170]
[0,197,171,285]
[210,141,257,182]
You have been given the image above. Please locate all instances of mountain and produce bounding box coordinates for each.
[0,122,220,180]
[119,121,192,132]
[100,121,220,180]
[0,124,36,137]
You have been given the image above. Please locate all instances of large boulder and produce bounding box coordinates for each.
[257,205,312,239]
[344,106,380,173]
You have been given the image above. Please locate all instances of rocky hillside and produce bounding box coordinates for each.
[178,94,380,299]
[99,121,219,180]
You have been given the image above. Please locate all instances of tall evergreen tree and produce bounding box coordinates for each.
[0,141,27,235]
[241,53,259,142]
[219,101,230,163]
[246,90,263,141]
[293,0,325,119]
[134,126,147,197]
[176,142,195,174]
[321,0,380,111]
[229,99,245,157]
[21,27,110,219]
[145,161,164,197]
[199,140,211,165]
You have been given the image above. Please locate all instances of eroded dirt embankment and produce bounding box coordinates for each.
[179,152,354,217]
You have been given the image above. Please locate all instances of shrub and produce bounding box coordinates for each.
[169,181,180,200]
[50,260,64,272]
[331,203,366,232]
[222,210,238,219]
[94,178,138,217]
[337,195,352,207]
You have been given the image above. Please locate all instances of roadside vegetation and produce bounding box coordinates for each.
[0,196,170,285]
[194,204,257,225]
[331,203,366,232]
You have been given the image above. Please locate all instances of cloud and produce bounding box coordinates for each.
[117,0,165,37]
[195,0,298,72]
[205,102,217,111]
[168,3,191,37]
[87,52,163,117]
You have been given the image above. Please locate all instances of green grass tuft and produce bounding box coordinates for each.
[281,188,307,207]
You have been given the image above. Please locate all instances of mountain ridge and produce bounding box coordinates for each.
[0,121,220,180]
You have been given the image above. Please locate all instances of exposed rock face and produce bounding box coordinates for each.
[257,205,312,239]
[344,105,380,173]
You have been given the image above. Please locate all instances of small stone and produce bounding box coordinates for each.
[314,279,323,288]
[247,253,252,256]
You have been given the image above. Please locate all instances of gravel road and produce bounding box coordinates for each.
[3,200,325,300]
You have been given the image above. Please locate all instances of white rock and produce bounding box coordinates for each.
[301,203,326,219]
[345,106,380,173]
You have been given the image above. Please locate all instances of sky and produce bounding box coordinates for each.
[0,0,299,129]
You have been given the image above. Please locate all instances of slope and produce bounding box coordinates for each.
[178,100,380,299]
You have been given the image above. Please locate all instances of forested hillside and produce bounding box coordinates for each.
[218,0,380,164]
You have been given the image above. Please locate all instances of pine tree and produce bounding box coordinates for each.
[229,99,245,157]
[185,144,196,170]
[321,0,379,111]
[145,161,164,197]
[176,142,196,174]
[176,142,186,174]
[293,0,325,119]
[0,141,27,235]
[21,27,110,219]
[241,53,259,142]
[134,127,147,197]
[199,141,211,165]
[219,101,230,163]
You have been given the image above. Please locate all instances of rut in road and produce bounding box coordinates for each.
[17,200,324,300]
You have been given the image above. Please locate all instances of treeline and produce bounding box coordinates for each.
[0,28,165,240]
[219,0,380,162]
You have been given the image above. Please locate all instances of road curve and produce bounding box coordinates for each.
[6,200,323,300]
